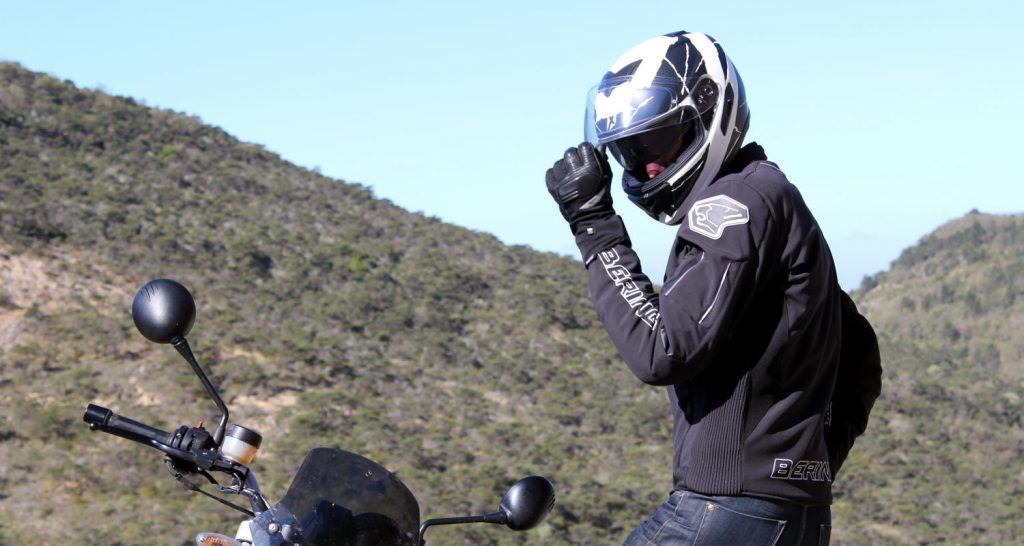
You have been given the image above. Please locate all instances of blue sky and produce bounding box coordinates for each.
[2,1,1021,288]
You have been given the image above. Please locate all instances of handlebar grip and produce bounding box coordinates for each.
[83,404,175,447]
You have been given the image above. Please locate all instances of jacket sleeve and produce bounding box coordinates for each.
[824,290,883,476]
[577,192,774,386]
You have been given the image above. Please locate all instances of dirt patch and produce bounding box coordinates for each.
[0,308,25,348]
[232,391,298,413]
[0,245,135,311]
[0,245,137,349]
[223,346,270,363]
[229,391,299,433]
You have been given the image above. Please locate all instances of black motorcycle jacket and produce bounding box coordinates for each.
[575,143,880,505]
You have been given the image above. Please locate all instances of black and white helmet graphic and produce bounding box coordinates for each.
[584,31,750,224]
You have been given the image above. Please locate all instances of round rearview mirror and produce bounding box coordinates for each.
[132,279,196,344]
[499,476,555,531]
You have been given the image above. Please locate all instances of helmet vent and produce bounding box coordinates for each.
[720,84,735,136]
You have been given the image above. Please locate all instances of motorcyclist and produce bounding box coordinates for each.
[545,30,881,545]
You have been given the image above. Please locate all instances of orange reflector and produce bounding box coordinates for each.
[197,533,242,546]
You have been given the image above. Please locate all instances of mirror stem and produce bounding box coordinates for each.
[418,512,506,544]
[172,337,229,445]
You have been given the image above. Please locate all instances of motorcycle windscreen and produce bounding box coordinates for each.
[279,447,420,546]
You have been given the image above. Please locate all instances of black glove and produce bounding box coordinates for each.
[545,142,614,233]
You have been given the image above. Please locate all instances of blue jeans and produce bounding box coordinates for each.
[621,491,831,546]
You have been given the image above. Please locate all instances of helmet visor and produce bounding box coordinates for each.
[584,75,715,148]
[607,118,700,175]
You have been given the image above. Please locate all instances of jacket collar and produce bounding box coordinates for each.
[718,142,767,178]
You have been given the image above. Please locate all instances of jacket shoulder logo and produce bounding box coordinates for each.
[687,195,749,240]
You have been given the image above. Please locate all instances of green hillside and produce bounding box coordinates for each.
[1,62,1021,545]
[0,62,667,546]
[834,213,1024,544]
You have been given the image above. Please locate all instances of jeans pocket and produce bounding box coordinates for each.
[818,523,831,546]
[693,502,786,546]
[664,491,707,532]
[623,492,707,546]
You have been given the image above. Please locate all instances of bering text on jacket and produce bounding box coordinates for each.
[598,249,660,329]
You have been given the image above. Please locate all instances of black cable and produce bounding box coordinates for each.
[191,484,256,518]
[164,457,255,517]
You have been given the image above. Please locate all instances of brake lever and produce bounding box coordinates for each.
[152,424,271,517]
[165,456,215,487]
[165,457,256,517]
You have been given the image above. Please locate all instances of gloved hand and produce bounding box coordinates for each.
[545,142,614,233]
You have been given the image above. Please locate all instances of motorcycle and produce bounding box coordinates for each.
[83,279,555,545]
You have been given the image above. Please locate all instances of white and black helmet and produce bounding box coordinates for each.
[585,31,750,224]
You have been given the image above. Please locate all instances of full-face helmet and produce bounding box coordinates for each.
[585,31,750,224]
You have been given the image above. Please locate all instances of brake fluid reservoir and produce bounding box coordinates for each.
[220,424,262,465]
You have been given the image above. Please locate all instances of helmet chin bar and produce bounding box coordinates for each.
[623,150,706,225]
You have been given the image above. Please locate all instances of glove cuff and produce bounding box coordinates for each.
[573,214,631,267]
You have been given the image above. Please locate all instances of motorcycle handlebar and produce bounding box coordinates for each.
[83,403,175,448]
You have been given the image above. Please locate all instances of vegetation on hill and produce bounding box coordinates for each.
[835,212,1024,544]
[1,62,1021,544]
[0,62,667,546]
